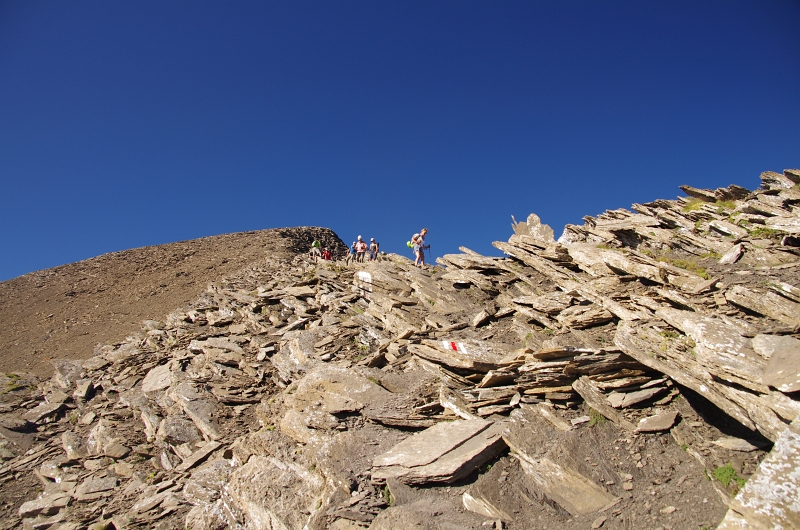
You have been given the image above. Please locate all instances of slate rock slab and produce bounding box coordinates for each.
[18,492,70,518]
[755,335,800,393]
[502,405,615,516]
[410,339,518,372]
[373,419,491,469]
[372,419,506,485]
[226,455,337,530]
[141,364,172,393]
[712,436,762,452]
[636,410,679,432]
[24,402,64,423]
[717,418,800,529]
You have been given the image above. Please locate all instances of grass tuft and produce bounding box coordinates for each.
[747,226,781,239]
[683,198,706,212]
[588,407,607,426]
[712,463,746,491]
[660,257,709,279]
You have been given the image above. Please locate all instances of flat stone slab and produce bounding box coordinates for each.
[373,419,490,469]
[372,420,505,485]
[636,410,679,432]
[141,364,172,393]
[104,442,130,459]
[657,307,767,392]
[502,406,615,516]
[764,215,800,234]
[515,455,616,517]
[175,440,223,473]
[76,476,118,496]
[18,492,70,518]
[755,334,800,392]
[408,340,518,372]
[24,401,64,423]
[607,386,665,409]
[725,285,800,328]
[711,436,763,452]
[203,337,245,354]
[284,285,316,298]
[287,364,389,416]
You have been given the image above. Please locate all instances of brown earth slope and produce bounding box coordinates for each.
[0,227,346,377]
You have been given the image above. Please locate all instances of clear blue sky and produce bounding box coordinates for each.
[2,1,799,281]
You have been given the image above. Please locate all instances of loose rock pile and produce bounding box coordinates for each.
[1,169,798,529]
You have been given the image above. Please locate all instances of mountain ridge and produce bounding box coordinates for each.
[0,227,346,377]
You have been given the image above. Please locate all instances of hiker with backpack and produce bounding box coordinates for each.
[369,238,379,261]
[309,239,322,261]
[411,228,429,267]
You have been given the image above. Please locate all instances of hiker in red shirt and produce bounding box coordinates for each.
[322,248,332,261]
[355,236,368,263]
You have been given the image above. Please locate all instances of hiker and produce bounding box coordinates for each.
[369,238,379,261]
[412,228,429,267]
[309,239,322,261]
[322,247,332,261]
[345,242,356,265]
[355,235,368,263]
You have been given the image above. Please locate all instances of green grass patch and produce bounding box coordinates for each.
[588,407,607,426]
[715,200,737,213]
[383,485,395,507]
[659,257,709,279]
[642,248,710,278]
[682,197,737,214]
[682,198,707,212]
[747,226,781,239]
[3,381,25,394]
[713,463,746,491]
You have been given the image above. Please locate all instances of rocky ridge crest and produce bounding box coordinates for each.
[1,169,799,530]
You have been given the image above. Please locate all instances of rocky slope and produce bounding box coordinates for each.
[1,169,799,530]
[0,227,346,377]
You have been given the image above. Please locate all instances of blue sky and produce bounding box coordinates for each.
[1,1,799,281]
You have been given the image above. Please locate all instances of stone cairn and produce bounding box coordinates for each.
[2,169,799,529]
